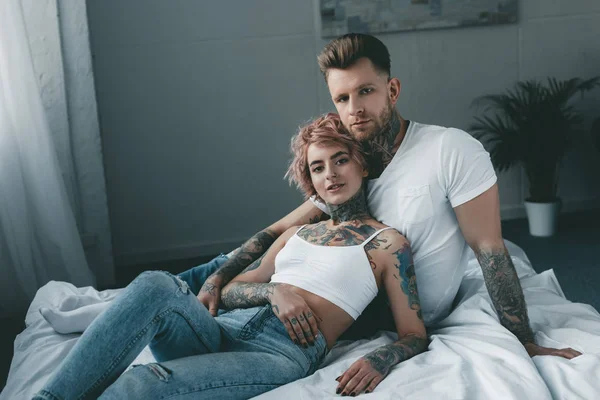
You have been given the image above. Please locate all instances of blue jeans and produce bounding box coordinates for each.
[177,253,229,295]
[33,268,328,399]
[176,255,396,340]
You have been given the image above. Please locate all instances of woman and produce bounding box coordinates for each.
[34,114,427,399]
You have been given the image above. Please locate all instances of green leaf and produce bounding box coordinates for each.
[469,76,599,202]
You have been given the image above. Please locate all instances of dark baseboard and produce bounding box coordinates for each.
[0,316,26,391]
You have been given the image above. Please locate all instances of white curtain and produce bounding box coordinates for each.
[0,0,95,319]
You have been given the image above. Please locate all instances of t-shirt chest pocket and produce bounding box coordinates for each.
[396,185,434,224]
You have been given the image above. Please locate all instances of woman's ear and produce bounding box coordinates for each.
[362,168,369,178]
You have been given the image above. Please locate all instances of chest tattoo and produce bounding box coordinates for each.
[297,223,377,247]
[297,223,392,276]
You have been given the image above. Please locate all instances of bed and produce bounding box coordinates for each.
[2,240,599,399]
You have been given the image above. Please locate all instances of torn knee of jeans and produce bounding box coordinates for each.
[173,275,191,295]
[146,363,171,382]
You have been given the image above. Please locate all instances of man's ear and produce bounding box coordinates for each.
[388,77,401,105]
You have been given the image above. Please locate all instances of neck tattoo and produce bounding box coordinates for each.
[326,184,371,224]
[373,109,402,163]
[364,110,404,178]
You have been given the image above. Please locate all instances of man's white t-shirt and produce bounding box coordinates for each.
[312,121,497,326]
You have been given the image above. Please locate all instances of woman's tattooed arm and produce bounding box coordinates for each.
[202,229,278,289]
[363,334,429,376]
[221,282,278,310]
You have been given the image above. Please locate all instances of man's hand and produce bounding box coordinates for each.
[270,284,321,347]
[524,343,582,359]
[197,276,223,316]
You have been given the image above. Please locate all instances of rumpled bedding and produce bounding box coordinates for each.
[2,240,599,399]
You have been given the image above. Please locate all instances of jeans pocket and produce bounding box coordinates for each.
[299,332,328,374]
[237,306,273,340]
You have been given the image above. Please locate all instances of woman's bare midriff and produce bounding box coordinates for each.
[286,285,356,349]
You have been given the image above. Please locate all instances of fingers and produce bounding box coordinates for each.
[207,303,218,317]
[306,311,320,339]
[336,359,385,396]
[196,293,209,309]
[281,318,300,345]
[198,282,221,316]
[342,370,369,396]
[336,367,368,396]
[197,293,219,316]
[364,375,383,394]
[532,345,583,360]
[297,312,317,345]
[354,374,376,395]
[335,369,352,395]
[289,316,310,347]
[336,370,381,396]
[555,347,582,359]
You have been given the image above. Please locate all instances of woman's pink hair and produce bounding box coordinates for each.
[286,113,368,200]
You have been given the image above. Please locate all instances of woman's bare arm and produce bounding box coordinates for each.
[220,227,295,308]
[220,226,321,346]
[336,231,428,396]
[197,200,326,315]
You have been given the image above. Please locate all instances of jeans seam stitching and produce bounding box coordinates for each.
[168,306,219,353]
[239,306,272,340]
[81,306,175,397]
[35,390,63,400]
[162,382,284,399]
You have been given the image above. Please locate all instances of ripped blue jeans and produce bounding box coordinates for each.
[33,270,328,399]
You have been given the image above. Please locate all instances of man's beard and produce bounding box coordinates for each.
[356,101,399,179]
[351,101,395,143]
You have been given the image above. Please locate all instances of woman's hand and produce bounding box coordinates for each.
[197,276,223,316]
[335,350,390,396]
[270,284,320,347]
[336,335,428,396]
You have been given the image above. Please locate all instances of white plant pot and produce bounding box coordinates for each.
[524,199,562,237]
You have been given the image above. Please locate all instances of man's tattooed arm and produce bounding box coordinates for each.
[475,247,535,345]
[363,334,428,376]
[220,282,278,310]
[206,229,278,287]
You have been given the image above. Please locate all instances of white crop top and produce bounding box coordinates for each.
[270,225,394,319]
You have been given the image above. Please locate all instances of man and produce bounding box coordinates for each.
[182,33,579,360]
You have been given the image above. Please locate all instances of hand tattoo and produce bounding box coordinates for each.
[200,282,217,296]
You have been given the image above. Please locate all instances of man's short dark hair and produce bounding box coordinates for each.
[317,33,391,80]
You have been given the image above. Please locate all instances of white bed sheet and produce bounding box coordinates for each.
[2,240,599,399]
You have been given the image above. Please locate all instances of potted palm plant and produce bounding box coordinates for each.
[470,77,599,237]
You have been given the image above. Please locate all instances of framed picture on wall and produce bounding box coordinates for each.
[320,0,518,37]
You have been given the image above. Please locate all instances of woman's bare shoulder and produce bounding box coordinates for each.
[366,228,411,264]
[373,226,409,246]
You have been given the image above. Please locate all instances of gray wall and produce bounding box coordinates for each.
[86,0,600,267]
